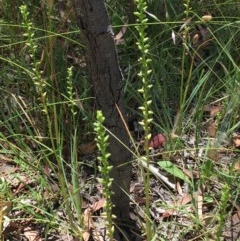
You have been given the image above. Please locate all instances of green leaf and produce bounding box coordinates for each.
[157,160,191,183]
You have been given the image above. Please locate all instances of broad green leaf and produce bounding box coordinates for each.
[158,160,191,183]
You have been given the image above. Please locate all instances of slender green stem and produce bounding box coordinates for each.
[134,0,153,239]
[94,111,114,241]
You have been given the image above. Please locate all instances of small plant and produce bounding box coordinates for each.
[134,0,153,239]
[66,66,82,223]
[1,0,240,240]
[94,110,115,241]
[20,5,47,110]
[216,183,230,241]
[0,178,8,240]
[177,0,193,133]
[19,4,83,236]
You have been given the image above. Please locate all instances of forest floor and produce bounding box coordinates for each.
[1,104,240,241]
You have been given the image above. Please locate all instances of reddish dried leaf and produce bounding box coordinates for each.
[207,105,222,138]
[204,104,222,117]
[208,120,216,137]
[149,133,165,149]
[162,210,174,218]
[177,194,192,206]
[210,106,222,118]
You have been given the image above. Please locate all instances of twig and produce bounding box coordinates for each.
[138,158,176,190]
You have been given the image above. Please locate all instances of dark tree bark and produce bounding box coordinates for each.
[73,0,131,239]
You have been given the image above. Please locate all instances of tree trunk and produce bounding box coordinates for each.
[73,0,131,239]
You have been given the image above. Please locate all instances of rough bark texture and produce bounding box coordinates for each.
[73,0,131,239]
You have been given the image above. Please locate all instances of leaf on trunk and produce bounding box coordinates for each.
[115,25,127,40]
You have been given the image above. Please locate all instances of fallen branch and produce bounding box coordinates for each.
[138,158,176,190]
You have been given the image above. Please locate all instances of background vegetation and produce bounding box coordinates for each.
[0,0,240,240]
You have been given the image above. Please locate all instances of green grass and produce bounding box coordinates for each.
[0,0,239,240]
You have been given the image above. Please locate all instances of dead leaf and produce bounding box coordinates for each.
[134,196,147,205]
[0,200,12,215]
[78,142,96,155]
[233,160,240,172]
[149,133,165,149]
[204,104,222,118]
[233,136,240,149]
[115,25,128,45]
[0,162,17,177]
[223,210,240,241]
[162,206,192,218]
[204,105,222,138]
[162,209,175,218]
[115,25,127,40]
[176,181,182,195]
[23,228,41,241]
[82,231,90,241]
[161,194,193,219]
[91,198,105,212]
[208,120,216,137]
[196,188,203,220]
[210,106,222,118]
[201,15,213,22]
[170,133,179,139]
[177,194,192,206]
[192,33,200,44]
[172,191,203,219]
[182,168,200,179]
[83,207,94,230]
